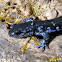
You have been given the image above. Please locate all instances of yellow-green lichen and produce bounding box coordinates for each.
[46,57,62,62]
[0,0,52,24]
[22,37,41,54]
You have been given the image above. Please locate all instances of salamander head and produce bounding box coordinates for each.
[9,24,21,38]
[9,22,33,38]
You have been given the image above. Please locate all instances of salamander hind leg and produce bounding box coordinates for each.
[37,32,49,51]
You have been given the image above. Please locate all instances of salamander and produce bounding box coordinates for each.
[9,18,62,51]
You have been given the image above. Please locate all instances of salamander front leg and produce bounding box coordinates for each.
[37,32,49,51]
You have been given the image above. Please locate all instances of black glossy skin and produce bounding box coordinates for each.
[9,21,34,38]
[9,18,62,50]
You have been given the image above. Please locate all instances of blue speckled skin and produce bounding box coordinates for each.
[9,18,62,50]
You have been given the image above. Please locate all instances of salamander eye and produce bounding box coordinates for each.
[15,31,21,35]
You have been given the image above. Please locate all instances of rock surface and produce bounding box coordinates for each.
[0,22,62,62]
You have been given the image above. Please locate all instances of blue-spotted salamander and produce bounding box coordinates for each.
[9,18,62,51]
